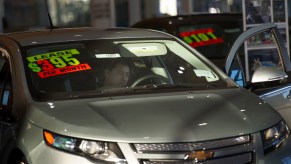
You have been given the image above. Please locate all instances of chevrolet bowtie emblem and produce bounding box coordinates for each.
[184,150,214,162]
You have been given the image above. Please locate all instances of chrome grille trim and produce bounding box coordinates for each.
[134,135,250,153]
[141,152,253,164]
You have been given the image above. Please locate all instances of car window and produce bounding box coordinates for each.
[226,23,291,93]
[228,49,245,87]
[229,30,283,86]
[23,39,236,101]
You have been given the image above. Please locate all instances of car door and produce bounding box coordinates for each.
[225,23,291,126]
[0,47,15,161]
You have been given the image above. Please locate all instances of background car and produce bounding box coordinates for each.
[132,13,243,70]
[0,24,290,164]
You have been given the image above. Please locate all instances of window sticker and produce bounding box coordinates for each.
[180,28,224,48]
[27,49,92,78]
[193,69,215,78]
[127,46,158,52]
[95,53,121,58]
[121,43,167,56]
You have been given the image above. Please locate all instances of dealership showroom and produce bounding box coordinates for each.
[2,0,291,164]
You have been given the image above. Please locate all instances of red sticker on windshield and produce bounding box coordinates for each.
[37,63,91,78]
[180,28,224,48]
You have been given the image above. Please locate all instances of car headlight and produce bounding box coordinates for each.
[261,120,290,154]
[43,130,127,163]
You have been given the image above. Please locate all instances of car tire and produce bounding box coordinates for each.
[9,155,28,164]
[18,156,28,164]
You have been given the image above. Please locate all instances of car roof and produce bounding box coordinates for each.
[0,27,173,46]
[132,13,243,27]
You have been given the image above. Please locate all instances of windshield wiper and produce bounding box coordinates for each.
[58,83,219,98]
[131,83,217,91]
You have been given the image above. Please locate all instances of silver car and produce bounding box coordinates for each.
[0,23,290,164]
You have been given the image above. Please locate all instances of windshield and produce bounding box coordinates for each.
[23,39,235,101]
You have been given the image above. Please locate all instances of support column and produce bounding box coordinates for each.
[90,0,114,28]
[129,0,141,26]
[179,0,192,14]
[109,0,115,27]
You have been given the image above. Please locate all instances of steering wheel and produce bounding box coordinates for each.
[130,74,170,87]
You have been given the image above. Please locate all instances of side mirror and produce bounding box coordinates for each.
[251,67,288,83]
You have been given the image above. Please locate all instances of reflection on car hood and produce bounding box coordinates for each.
[28,88,281,143]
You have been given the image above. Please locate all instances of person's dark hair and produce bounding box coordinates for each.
[106,58,131,71]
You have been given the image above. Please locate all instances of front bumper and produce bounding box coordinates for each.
[23,131,291,164]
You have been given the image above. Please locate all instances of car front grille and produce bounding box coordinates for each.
[130,135,254,164]
[133,135,250,153]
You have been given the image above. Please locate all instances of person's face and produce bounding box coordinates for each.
[104,64,130,87]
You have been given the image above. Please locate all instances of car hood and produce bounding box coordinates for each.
[28,88,281,143]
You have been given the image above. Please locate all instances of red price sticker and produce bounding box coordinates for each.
[37,63,92,78]
[180,28,224,48]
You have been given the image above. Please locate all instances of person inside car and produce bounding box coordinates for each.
[102,58,131,88]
